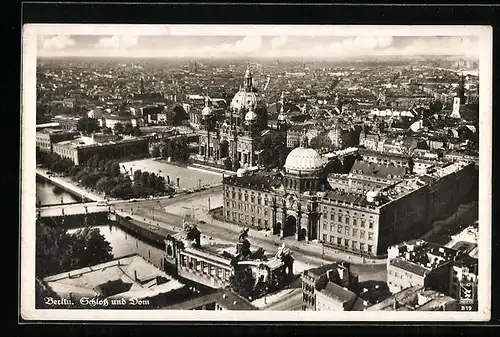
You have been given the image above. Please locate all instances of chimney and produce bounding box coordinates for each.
[222,294,228,299]
[177,177,180,187]
[134,270,138,281]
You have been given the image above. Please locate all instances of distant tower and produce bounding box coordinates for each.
[140,77,145,94]
[277,91,288,132]
[451,73,465,119]
[194,62,198,73]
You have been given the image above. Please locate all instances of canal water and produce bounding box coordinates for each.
[36,178,79,205]
[37,181,165,266]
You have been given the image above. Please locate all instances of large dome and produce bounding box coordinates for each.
[230,90,259,112]
[284,147,324,174]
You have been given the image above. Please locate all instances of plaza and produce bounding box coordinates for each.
[119,158,223,190]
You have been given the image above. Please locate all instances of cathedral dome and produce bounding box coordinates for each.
[284,147,324,174]
[230,90,259,112]
[230,66,260,112]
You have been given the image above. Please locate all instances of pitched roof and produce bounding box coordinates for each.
[319,282,357,304]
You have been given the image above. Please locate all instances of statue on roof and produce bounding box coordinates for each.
[238,227,250,242]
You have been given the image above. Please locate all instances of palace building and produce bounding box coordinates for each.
[197,66,289,169]
[222,142,478,257]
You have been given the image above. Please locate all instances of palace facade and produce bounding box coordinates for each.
[222,143,478,257]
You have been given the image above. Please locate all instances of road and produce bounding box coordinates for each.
[119,199,387,282]
[39,203,109,217]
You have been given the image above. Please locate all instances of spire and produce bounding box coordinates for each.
[244,64,253,91]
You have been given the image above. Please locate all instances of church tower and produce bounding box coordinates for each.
[277,91,288,132]
[451,73,465,119]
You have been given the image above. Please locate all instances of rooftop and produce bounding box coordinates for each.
[318,281,357,304]
[43,254,185,301]
[223,171,282,192]
[303,262,351,279]
[53,135,147,150]
[350,160,406,180]
[388,240,458,276]
[359,148,411,160]
[165,289,258,310]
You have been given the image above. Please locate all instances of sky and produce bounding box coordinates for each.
[34,26,481,59]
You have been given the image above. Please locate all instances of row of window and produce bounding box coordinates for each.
[302,283,315,294]
[322,234,374,253]
[179,254,232,282]
[302,293,315,307]
[36,141,51,148]
[388,268,414,280]
[225,190,270,206]
[226,201,269,216]
[323,215,375,228]
[225,211,269,228]
[322,224,374,240]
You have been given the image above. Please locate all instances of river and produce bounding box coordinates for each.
[36,178,79,205]
[37,180,165,265]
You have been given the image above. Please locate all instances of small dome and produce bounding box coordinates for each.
[278,112,286,121]
[245,105,257,121]
[284,147,323,174]
[366,190,380,203]
[201,106,212,116]
[245,110,257,122]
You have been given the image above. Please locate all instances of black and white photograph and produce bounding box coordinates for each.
[20,24,492,321]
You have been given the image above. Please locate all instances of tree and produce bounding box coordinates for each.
[123,123,135,135]
[113,122,124,135]
[95,177,112,193]
[76,117,99,135]
[229,267,255,299]
[151,146,161,158]
[36,220,113,278]
[70,227,113,268]
[102,127,113,134]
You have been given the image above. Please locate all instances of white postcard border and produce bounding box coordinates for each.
[20,24,492,321]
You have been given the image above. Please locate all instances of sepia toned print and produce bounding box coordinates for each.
[21,24,491,321]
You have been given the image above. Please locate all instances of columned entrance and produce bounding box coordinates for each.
[283,215,297,237]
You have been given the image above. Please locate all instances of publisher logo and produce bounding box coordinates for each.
[459,282,475,305]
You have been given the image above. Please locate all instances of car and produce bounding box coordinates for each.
[129,199,138,202]
[96,202,108,206]
[198,220,206,224]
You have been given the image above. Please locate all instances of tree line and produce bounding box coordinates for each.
[151,136,190,163]
[36,219,113,278]
[36,150,173,199]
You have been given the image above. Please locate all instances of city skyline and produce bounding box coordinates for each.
[33,25,481,59]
